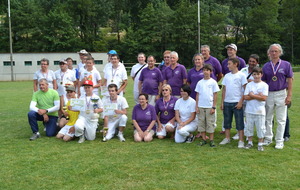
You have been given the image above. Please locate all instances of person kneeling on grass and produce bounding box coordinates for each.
[195,64,220,147]
[28,78,60,141]
[132,94,157,142]
[102,84,129,142]
[71,80,103,143]
[56,85,79,142]
[243,67,268,151]
[174,84,197,143]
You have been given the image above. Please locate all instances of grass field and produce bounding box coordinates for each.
[0,73,299,190]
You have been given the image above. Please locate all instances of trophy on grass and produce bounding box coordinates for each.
[90,97,100,122]
[102,126,108,142]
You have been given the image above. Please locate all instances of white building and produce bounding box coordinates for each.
[0,52,108,81]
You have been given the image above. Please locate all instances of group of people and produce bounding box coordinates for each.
[27,43,293,150]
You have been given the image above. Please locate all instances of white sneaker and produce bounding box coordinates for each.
[118,133,126,142]
[102,137,107,142]
[262,139,272,146]
[238,141,245,148]
[219,138,230,145]
[275,142,284,149]
[78,135,85,143]
[232,133,239,140]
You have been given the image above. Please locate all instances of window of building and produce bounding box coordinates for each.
[37,61,41,65]
[3,61,15,66]
[72,60,77,65]
[95,60,103,65]
[54,61,60,65]
[24,61,32,66]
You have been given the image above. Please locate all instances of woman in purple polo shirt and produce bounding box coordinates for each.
[262,43,293,149]
[187,53,205,100]
[132,94,157,142]
[155,84,178,139]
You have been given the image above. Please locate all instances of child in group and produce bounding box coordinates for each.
[56,85,79,142]
[220,58,247,148]
[243,67,268,151]
[195,64,220,147]
[73,80,103,143]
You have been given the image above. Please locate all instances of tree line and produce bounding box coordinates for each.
[0,0,299,67]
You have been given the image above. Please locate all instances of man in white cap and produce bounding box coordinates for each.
[222,43,246,75]
[77,49,88,72]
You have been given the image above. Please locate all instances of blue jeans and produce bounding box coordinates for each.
[284,113,290,138]
[223,102,244,130]
[28,111,58,136]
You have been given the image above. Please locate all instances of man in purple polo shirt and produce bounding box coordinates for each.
[139,56,164,106]
[201,45,223,81]
[163,51,187,97]
[222,43,246,75]
[262,43,293,150]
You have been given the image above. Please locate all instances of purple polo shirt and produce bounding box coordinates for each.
[155,96,178,124]
[262,60,293,91]
[204,56,222,81]
[163,63,187,96]
[222,56,246,75]
[187,67,205,100]
[132,104,157,131]
[139,67,163,95]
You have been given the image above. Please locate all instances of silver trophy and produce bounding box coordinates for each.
[90,98,100,122]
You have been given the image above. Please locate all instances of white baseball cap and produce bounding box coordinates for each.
[77,49,88,54]
[225,44,237,51]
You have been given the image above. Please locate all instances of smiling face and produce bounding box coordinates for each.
[201,47,210,60]
[162,87,171,97]
[137,54,146,64]
[164,53,170,64]
[84,85,93,96]
[40,61,49,71]
[180,88,189,100]
[85,59,94,71]
[139,95,148,107]
[248,57,258,69]
[170,54,178,65]
[108,86,118,99]
[39,80,49,92]
[194,55,203,68]
[268,46,281,60]
[110,56,119,65]
[252,72,262,83]
[227,47,237,58]
[147,56,155,69]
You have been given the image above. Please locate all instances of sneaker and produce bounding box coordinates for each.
[78,135,85,143]
[29,133,40,141]
[284,137,289,142]
[275,142,284,149]
[118,133,126,142]
[257,145,264,151]
[232,133,239,140]
[186,134,195,143]
[262,139,272,146]
[238,141,245,148]
[245,143,253,149]
[210,140,216,147]
[102,137,107,142]
[219,138,230,145]
[197,140,207,146]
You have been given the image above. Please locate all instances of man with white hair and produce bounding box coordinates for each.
[222,43,246,75]
[201,45,223,82]
[262,43,293,149]
[163,51,187,98]
[28,78,60,140]
[77,49,89,72]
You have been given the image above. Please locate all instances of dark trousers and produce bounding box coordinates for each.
[28,111,58,137]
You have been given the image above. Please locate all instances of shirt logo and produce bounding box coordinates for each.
[170,103,174,107]
[175,71,180,75]
[152,73,156,76]
[146,111,151,115]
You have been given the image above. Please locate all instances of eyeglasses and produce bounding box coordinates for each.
[162,89,169,91]
[67,91,74,93]
[41,64,48,66]
[164,56,170,58]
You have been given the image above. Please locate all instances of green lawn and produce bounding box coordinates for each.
[0,73,299,190]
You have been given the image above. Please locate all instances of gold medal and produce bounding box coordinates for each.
[86,110,90,114]
[272,76,277,81]
[60,82,63,85]
[164,111,168,116]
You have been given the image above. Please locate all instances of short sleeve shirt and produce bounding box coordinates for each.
[32,88,60,117]
[204,56,222,80]
[139,67,163,95]
[132,104,157,131]
[174,97,196,122]
[33,70,56,90]
[222,71,247,102]
[244,81,268,115]
[155,96,178,124]
[163,64,187,96]
[195,78,220,108]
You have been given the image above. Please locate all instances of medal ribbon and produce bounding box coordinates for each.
[85,95,91,110]
[163,97,170,112]
[270,59,282,77]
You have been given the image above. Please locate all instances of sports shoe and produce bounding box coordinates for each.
[232,133,239,140]
[102,137,107,142]
[275,142,284,149]
[245,143,253,149]
[238,141,245,148]
[118,133,126,142]
[78,135,85,143]
[186,134,195,143]
[210,140,216,147]
[219,138,230,145]
[197,140,207,146]
[284,137,289,142]
[29,133,40,141]
[257,145,264,151]
[262,139,272,146]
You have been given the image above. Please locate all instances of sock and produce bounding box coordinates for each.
[248,141,253,145]
[258,142,263,146]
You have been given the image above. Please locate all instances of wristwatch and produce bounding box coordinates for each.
[212,107,216,109]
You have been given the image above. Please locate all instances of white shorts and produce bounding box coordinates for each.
[58,125,75,137]
[156,122,176,136]
[245,113,266,139]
